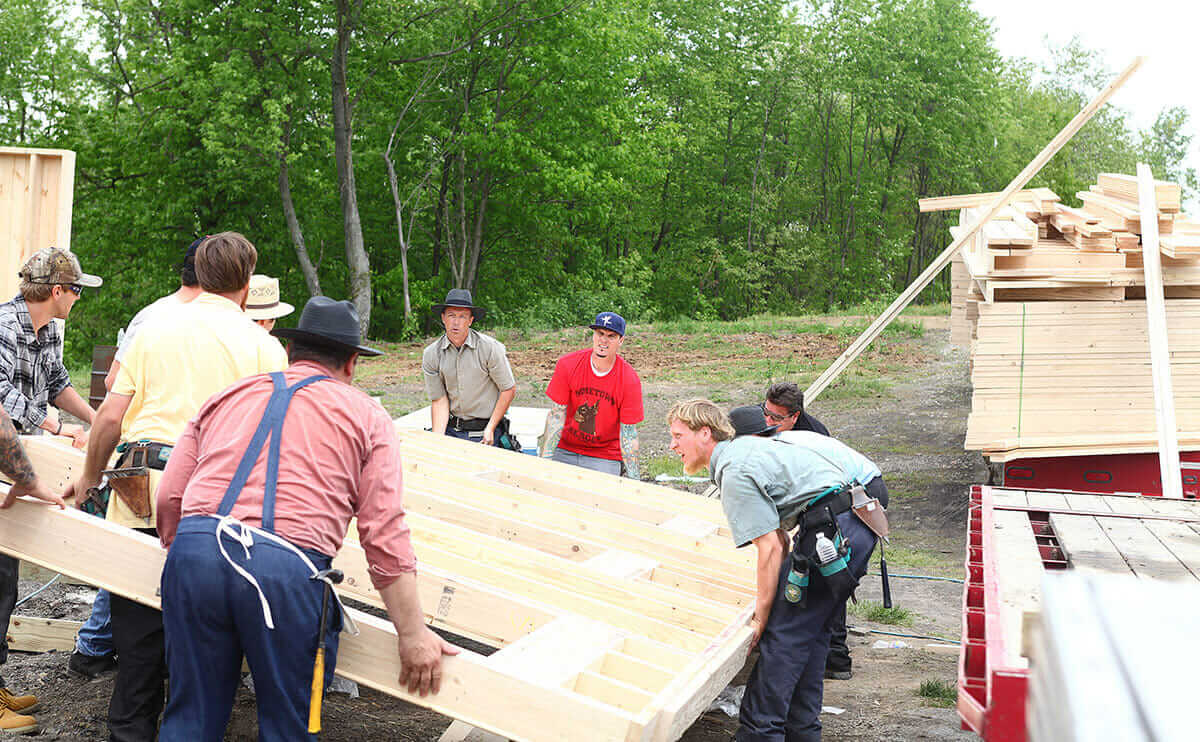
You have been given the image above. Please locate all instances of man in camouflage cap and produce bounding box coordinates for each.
[0,246,102,731]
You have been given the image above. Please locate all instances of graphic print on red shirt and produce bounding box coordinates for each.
[546,349,643,461]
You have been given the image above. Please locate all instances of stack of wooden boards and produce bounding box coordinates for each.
[921,174,1200,457]
[1,433,755,742]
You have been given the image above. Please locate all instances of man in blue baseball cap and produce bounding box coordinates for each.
[540,311,643,478]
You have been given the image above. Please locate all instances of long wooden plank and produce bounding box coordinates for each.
[1098,517,1195,583]
[805,56,1145,403]
[1048,513,1132,578]
[918,190,1041,212]
[1136,163,1183,498]
[1143,520,1200,580]
[7,615,80,653]
[991,510,1043,668]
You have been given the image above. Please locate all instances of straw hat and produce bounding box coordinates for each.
[245,275,295,321]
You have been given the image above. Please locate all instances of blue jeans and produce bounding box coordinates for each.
[737,513,877,741]
[551,447,622,475]
[75,589,115,657]
[159,517,340,742]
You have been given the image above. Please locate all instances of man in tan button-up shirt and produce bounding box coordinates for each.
[421,289,516,446]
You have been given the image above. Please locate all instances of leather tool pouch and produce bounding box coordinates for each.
[104,445,153,519]
[850,482,889,541]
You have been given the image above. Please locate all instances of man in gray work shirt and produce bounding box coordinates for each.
[668,399,878,741]
[422,289,516,447]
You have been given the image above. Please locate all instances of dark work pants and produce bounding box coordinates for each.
[159,517,340,742]
[824,475,889,675]
[109,529,166,742]
[824,604,851,673]
[737,514,876,742]
[0,553,17,686]
[444,427,502,446]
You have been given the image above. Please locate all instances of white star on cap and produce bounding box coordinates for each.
[600,315,612,326]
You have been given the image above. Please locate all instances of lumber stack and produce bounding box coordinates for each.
[923,173,1200,456]
[964,300,1200,454]
[925,174,1199,347]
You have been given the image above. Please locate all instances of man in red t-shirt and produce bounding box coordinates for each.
[541,312,643,477]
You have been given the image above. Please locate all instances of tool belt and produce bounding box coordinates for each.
[447,414,489,432]
[783,486,860,608]
[448,415,522,451]
[800,487,853,530]
[91,441,173,520]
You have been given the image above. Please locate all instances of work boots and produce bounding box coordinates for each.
[0,688,38,735]
[0,689,37,715]
[0,702,36,736]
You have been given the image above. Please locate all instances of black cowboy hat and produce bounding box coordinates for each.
[272,296,382,357]
[729,405,778,438]
[431,288,485,321]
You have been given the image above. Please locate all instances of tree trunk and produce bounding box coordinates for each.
[383,152,413,321]
[332,0,371,334]
[278,139,322,297]
[465,172,491,291]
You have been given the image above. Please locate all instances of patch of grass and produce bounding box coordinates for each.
[69,363,92,396]
[817,374,894,401]
[644,453,686,480]
[644,313,928,339]
[877,533,962,577]
[882,471,947,501]
[848,600,913,626]
[917,679,958,708]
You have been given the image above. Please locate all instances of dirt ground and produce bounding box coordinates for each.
[7,316,983,740]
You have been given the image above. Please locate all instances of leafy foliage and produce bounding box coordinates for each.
[0,0,1191,364]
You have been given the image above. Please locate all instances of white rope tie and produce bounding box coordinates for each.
[211,515,358,635]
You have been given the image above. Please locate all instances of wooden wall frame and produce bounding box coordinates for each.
[1,432,754,742]
[0,147,76,301]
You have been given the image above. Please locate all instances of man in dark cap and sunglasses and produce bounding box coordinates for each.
[0,246,102,730]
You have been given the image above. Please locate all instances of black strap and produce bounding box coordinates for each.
[448,415,490,432]
[800,489,853,531]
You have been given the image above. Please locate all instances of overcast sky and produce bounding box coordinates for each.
[971,0,1197,208]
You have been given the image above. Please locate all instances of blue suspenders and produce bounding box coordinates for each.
[206,372,358,634]
[215,372,329,532]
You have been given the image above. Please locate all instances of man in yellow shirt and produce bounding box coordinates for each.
[65,232,287,742]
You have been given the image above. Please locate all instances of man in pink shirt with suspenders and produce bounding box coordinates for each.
[155,297,457,740]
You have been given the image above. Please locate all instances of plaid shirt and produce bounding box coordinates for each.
[0,295,71,432]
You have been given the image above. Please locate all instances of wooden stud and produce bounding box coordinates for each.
[1136,164,1183,499]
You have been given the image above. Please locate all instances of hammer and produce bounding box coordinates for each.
[307,568,344,733]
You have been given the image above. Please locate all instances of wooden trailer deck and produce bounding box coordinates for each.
[958,485,1200,740]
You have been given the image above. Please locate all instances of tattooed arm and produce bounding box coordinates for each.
[540,404,567,458]
[620,423,640,480]
[0,409,63,509]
